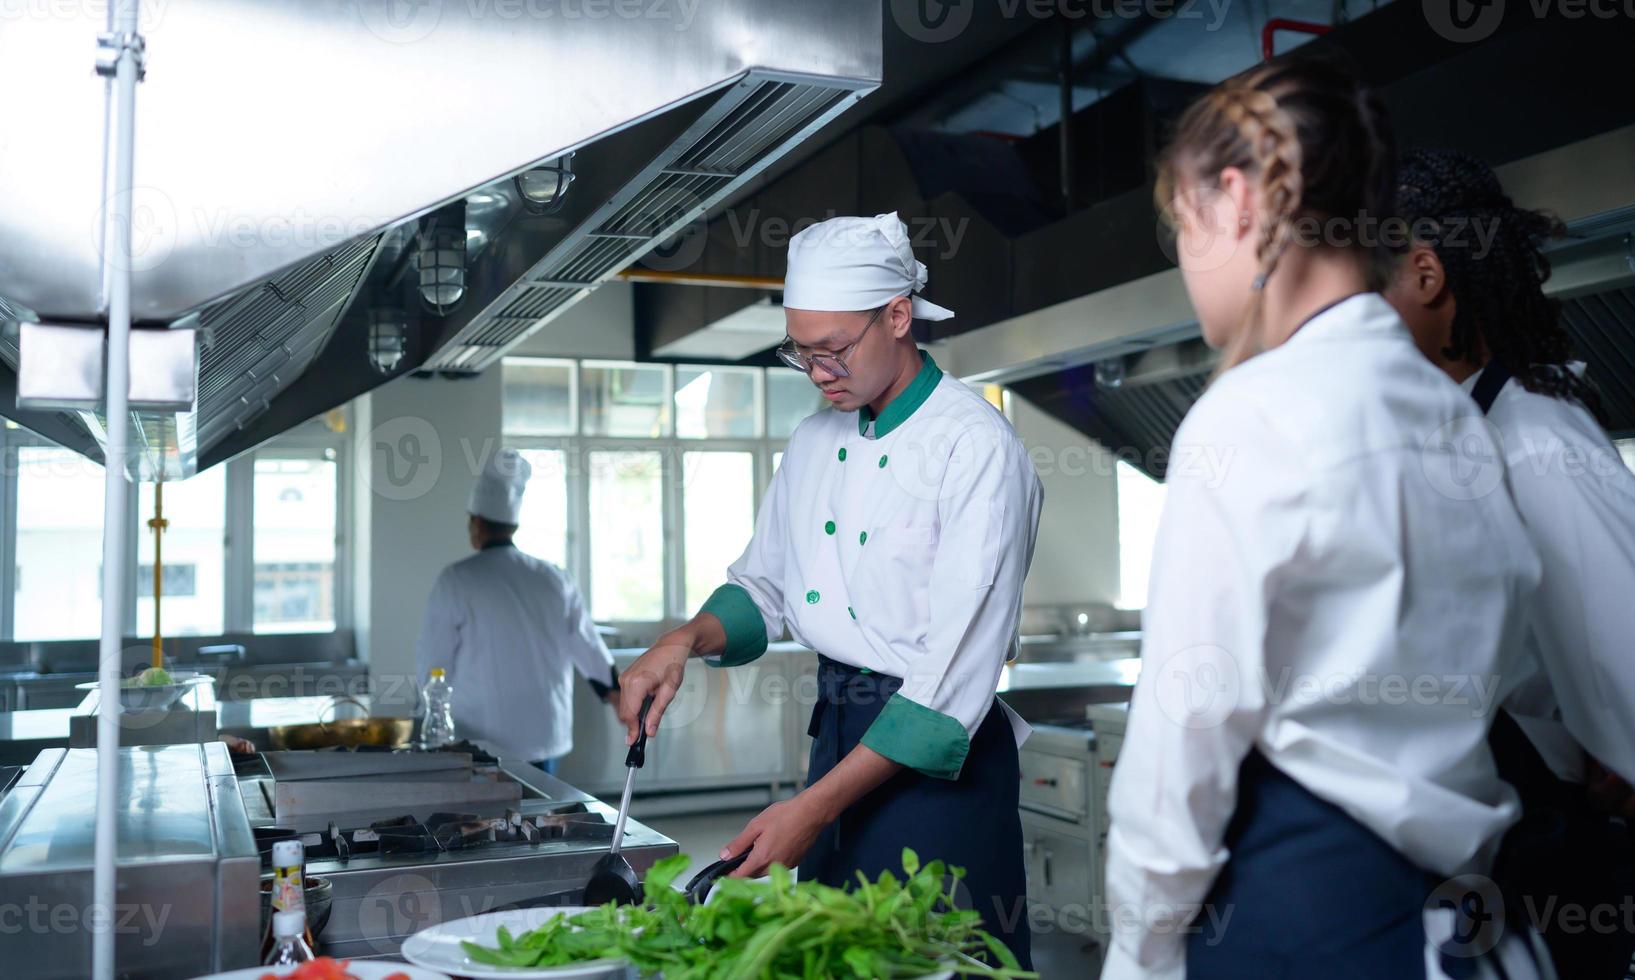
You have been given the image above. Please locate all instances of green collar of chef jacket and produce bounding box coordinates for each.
[858,350,942,438]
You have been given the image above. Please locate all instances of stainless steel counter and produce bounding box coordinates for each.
[556,645,1140,803]
[0,742,260,978]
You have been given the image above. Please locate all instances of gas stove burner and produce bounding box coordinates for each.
[433,820,496,850]
[375,826,439,857]
[424,811,479,829]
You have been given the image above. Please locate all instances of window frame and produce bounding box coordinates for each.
[3,430,137,642]
[246,432,350,635]
[501,359,793,628]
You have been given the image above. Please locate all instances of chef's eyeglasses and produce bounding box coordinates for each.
[775,304,887,379]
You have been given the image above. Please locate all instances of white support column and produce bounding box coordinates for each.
[94,2,143,977]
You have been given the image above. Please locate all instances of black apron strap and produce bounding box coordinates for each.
[1471,360,1512,416]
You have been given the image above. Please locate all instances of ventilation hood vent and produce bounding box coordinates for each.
[427,77,854,374]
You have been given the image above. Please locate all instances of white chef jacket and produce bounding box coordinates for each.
[1101,294,1542,979]
[1468,365,1635,785]
[700,351,1043,780]
[416,544,615,761]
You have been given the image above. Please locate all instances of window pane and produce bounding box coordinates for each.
[15,447,105,641]
[1116,461,1169,610]
[137,466,226,638]
[503,358,575,436]
[675,366,763,439]
[581,361,671,438]
[588,451,663,620]
[767,368,826,439]
[254,457,337,633]
[682,452,755,613]
[514,449,568,569]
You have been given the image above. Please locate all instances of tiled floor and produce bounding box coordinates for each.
[645,808,1102,979]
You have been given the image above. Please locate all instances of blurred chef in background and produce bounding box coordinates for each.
[1101,58,1546,979]
[417,448,618,773]
[1386,146,1635,979]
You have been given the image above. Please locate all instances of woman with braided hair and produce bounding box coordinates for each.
[1102,59,1549,979]
[1386,147,1635,980]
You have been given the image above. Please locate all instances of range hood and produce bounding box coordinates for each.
[0,0,881,477]
[937,124,1635,477]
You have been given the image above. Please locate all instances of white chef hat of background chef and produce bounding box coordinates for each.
[782,212,955,321]
[468,447,531,525]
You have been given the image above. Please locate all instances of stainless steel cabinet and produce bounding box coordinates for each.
[1021,812,1096,936]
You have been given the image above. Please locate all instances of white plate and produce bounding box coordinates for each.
[190,962,450,980]
[400,907,627,979]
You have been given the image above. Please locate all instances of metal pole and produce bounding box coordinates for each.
[95,1,142,977]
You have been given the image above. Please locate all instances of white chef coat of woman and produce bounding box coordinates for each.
[1101,61,1548,980]
[617,212,1043,968]
[417,448,617,769]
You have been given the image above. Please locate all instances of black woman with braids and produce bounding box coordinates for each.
[1385,147,1635,980]
[1101,59,1549,980]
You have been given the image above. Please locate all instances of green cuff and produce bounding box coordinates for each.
[860,693,971,780]
[699,584,769,668]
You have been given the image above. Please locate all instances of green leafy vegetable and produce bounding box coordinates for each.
[461,849,1036,979]
[123,666,174,688]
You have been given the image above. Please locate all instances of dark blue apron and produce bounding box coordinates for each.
[1187,751,1447,978]
[798,655,1032,971]
[1474,360,1635,980]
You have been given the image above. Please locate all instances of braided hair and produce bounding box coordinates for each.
[1156,57,1396,372]
[1394,147,1605,420]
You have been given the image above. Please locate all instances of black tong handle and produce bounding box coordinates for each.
[625,694,655,769]
[682,852,750,904]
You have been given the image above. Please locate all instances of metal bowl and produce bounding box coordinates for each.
[269,716,414,750]
[268,695,415,750]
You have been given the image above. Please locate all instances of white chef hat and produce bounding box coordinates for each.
[468,447,531,525]
[782,212,955,321]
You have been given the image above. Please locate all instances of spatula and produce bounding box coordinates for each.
[582,693,654,906]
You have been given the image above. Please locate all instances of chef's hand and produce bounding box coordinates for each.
[721,794,830,879]
[617,629,694,746]
[218,734,256,755]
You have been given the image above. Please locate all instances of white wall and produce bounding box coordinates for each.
[1007,392,1121,612]
[355,368,504,712]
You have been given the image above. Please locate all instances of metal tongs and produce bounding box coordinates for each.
[501,693,749,911]
[582,694,655,905]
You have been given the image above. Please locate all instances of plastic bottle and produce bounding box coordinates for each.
[261,839,317,960]
[264,910,314,966]
[420,667,457,748]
